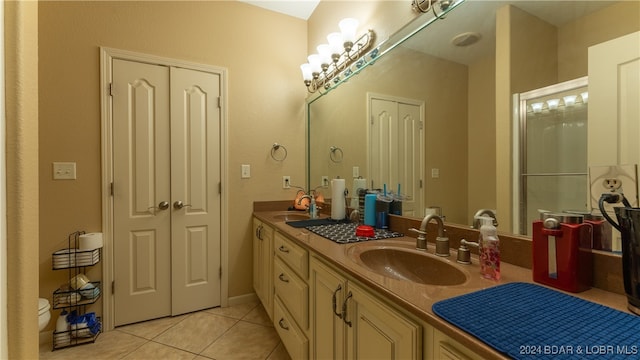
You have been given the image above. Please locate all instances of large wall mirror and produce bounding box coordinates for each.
[307,0,639,249]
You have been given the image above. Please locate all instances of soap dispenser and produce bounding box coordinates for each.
[478,216,500,280]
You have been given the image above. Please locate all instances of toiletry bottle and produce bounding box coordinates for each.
[479,216,500,280]
[56,309,69,332]
[309,195,318,219]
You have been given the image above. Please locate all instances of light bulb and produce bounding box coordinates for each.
[307,54,322,74]
[547,99,560,110]
[300,64,313,81]
[316,44,332,69]
[581,92,589,104]
[327,32,344,56]
[339,18,359,43]
[563,95,577,107]
[531,102,544,113]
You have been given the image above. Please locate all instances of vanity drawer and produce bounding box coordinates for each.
[274,296,308,359]
[274,232,308,278]
[274,257,308,329]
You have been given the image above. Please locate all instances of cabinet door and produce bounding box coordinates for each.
[345,283,421,360]
[310,257,347,360]
[252,218,273,318]
[433,329,481,360]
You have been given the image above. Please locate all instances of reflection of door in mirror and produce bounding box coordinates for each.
[588,31,640,251]
[588,31,640,170]
[515,77,589,236]
[368,93,425,216]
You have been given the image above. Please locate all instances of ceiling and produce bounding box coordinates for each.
[238,0,320,20]
[404,0,617,65]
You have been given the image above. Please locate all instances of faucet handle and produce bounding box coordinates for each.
[409,228,428,251]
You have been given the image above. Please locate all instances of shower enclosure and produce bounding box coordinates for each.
[514,77,589,236]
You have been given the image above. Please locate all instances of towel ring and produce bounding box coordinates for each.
[271,143,288,161]
[329,146,343,163]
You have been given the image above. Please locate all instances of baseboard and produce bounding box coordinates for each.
[227,292,258,307]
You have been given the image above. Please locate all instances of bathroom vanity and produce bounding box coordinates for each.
[252,210,630,360]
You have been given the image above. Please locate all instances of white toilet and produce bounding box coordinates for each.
[38,298,51,331]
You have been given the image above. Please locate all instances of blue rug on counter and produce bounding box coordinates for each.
[432,282,640,359]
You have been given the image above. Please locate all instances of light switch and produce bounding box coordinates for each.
[353,166,360,178]
[431,168,440,179]
[53,162,76,180]
[241,164,251,179]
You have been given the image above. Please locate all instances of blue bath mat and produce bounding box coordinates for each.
[432,282,640,359]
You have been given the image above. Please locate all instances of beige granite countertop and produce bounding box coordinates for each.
[254,210,630,359]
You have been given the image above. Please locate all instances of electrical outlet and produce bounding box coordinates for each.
[602,178,622,191]
[589,164,638,210]
[321,176,329,187]
[353,166,360,178]
[283,176,291,189]
[53,162,76,180]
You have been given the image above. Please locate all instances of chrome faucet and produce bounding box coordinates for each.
[409,214,450,256]
[472,209,498,229]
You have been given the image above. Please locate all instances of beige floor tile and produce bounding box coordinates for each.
[242,303,273,327]
[200,321,280,359]
[267,342,292,360]
[116,314,188,340]
[121,340,198,360]
[40,330,147,360]
[153,312,238,354]
[204,301,259,320]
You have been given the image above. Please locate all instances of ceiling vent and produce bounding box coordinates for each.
[451,32,481,47]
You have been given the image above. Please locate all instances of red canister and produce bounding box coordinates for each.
[532,213,593,293]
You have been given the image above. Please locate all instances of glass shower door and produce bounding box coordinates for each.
[516,77,589,235]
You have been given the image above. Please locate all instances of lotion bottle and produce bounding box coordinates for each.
[479,216,500,280]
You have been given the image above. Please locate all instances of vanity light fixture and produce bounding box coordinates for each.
[300,18,375,93]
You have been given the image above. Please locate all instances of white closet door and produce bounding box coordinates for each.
[170,67,222,315]
[112,59,172,325]
[112,60,222,325]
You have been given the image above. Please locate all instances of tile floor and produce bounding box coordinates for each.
[39,301,291,360]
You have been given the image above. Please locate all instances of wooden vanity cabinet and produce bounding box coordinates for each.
[252,216,484,360]
[310,255,422,360]
[252,218,274,319]
[273,231,310,358]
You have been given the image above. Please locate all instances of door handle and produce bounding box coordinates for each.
[342,291,353,327]
[173,200,192,210]
[148,201,170,213]
[332,284,343,319]
[278,318,289,330]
